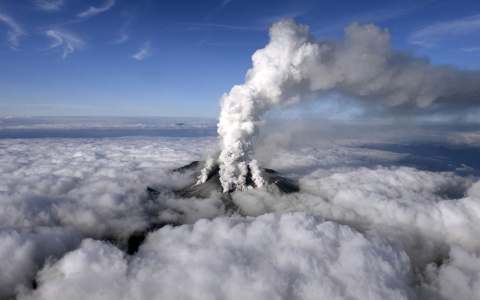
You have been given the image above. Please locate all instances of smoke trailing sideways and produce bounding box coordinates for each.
[198,19,480,193]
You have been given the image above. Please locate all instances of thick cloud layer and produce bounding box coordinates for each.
[0,226,82,299]
[234,167,479,267]
[0,137,222,239]
[422,244,480,300]
[0,136,225,296]
[206,19,480,192]
[0,116,217,139]
[21,213,414,300]
[1,121,480,299]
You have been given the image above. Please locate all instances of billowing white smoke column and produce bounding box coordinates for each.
[203,19,480,192]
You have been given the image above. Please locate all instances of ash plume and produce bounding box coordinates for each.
[201,19,480,192]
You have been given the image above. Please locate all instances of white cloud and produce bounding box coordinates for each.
[0,13,26,50]
[132,41,154,60]
[34,0,66,12]
[174,22,265,32]
[0,116,217,130]
[467,180,480,198]
[0,135,222,299]
[448,130,480,147]
[22,213,415,300]
[422,244,480,300]
[77,0,116,19]
[0,227,82,299]
[0,136,220,239]
[0,121,479,299]
[44,29,85,58]
[113,30,129,44]
[234,166,479,268]
[461,47,480,52]
[111,13,134,44]
[409,14,480,47]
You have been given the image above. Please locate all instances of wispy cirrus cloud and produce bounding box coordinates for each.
[172,22,265,32]
[205,0,235,21]
[260,8,310,27]
[409,14,480,47]
[311,4,424,36]
[112,29,129,44]
[461,47,480,52]
[132,41,154,60]
[44,29,85,58]
[77,0,116,19]
[34,0,66,12]
[107,11,136,45]
[110,12,133,44]
[0,12,26,50]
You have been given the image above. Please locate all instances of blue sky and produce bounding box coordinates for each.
[0,0,479,117]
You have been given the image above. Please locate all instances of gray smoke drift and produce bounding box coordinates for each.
[200,19,480,192]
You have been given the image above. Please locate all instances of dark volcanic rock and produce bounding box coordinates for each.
[146,186,161,200]
[174,161,299,199]
[147,161,299,214]
[174,162,236,211]
[139,162,300,250]
[176,164,223,198]
[172,161,201,173]
[260,168,300,194]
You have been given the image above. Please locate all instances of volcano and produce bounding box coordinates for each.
[172,161,299,211]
